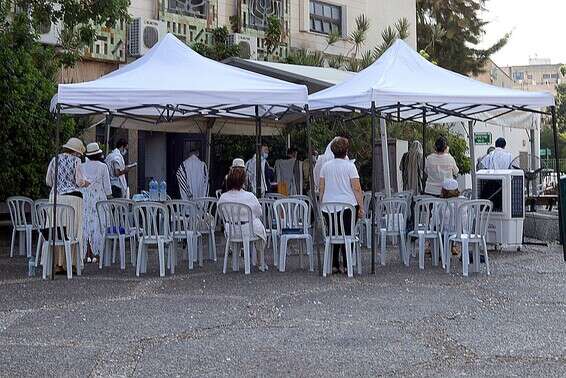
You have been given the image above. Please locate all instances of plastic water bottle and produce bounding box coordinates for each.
[27,257,36,277]
[149,178,159,201]
[159,180,167,201]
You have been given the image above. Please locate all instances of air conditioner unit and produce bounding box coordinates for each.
[228,33,258,60]
[128,17,166,56]
[477,169,525,250]
[37,19,62,46]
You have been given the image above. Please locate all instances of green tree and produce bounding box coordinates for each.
[192,26,240,61]
[0,1,130,200]
[417,0,509,75]
[264,15,283,57]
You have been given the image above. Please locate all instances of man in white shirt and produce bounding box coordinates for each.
[105,139,131,198]
[176,150,209,200]
[483,137,513,170]
[245,144,273,195]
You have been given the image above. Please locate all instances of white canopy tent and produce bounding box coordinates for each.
[47,34,317,279]
[308,39,561,270]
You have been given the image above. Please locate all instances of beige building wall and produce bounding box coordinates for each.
[503,63,564,96]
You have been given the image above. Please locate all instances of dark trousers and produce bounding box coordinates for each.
[323,206,358,269]
[111,185,123,199]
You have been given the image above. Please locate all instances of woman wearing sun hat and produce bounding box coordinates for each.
[81,142,112,263]
[45,137,90,274]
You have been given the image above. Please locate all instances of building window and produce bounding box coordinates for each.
[247,0,283,30]
[551,73,559,79]
[167,0,209,19]
[310,1,341,35]
[512,71,524,81]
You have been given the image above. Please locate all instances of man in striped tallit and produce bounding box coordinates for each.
[176,151,209,200]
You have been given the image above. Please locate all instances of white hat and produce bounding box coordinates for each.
[442,178,459,191]
[231,158,245,168]
[85,142,103,156]
[62,137,85,155]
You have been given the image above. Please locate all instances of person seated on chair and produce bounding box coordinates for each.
[319,137,364,274]
[218,159,267,270]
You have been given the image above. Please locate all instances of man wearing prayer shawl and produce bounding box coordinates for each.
[176,151,209,200]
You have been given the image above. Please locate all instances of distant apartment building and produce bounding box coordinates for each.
[503,57,565,96]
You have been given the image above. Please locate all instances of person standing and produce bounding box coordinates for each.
[105,139,131,199]
[176,150,209,200]
[483,137,513,169]
[275,147,301,196]
[45,137,90,274]
[245,143,273,195]
[424,136,459,196]
[319,137,364,274]
[81,143,112,263]
[400,140,424,195]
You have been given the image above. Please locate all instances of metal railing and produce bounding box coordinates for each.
[541,158,566,174]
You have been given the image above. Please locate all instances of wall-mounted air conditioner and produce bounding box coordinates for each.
[228,33,258,60]
[128,17,166,56]
[38,18,62,46]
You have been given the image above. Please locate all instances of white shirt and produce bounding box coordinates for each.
[105,148,129,197]
[424,153,459,195]
[483,148,513,170]
[81,159,112,197]
[320,158,359,207]
[217,190,266,241]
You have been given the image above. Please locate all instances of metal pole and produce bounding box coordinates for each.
[370,102,377,274]
[380,117,392,197]
[305,105,322,275]
[397,102,401,122]
[422,110,426,176]
[255,105,262,198]
[51,105,61,280]
[104,113,112,155]
[551,106,565,261]
[468,120,477,199]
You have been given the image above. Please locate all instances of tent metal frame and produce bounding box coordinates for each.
[307,102,564,273]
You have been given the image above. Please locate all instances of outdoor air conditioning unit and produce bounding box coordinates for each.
[38,19,62,46]
[477,169,525,250]
[228,33,258,60]
[128,17,166,56]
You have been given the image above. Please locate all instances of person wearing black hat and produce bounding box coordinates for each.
[483,137,513,169]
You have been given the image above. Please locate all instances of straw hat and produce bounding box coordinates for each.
[85,142,103,157]
[231,158,245,168]
[63,138,85,155]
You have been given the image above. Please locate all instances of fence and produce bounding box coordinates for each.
[541,159,566,174]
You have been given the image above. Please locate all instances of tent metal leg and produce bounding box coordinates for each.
[305,105,322,275]
[104,113,112,155]
[380,117,391,197]
[422,111,426,174]
[468,121,477,199]
[370,102,377,274]
[255,106,262,198]
[51,105,61,280]
[551,106,565,261]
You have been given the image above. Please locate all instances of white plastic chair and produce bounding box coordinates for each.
[358,191,385,249]
[218,202,265,275]
[97,200,137,271]
[447,199,492,277]
[320,202,361,278]
[441,197,469,273]
[259,198,278,267]
[36,203,81,279]
[274,198,314,272]
[406,198,445,270]
[6,196,36,258]
[33,199,49,267]
[133,202,172,277]
[193,197,218,265]
[166,200,200,272]
[215,189,222,199]
[375,198,409,266]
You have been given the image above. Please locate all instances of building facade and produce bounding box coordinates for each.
[503,58,565,96]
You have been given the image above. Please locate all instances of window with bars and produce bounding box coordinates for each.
[167,0,209,18]
[310,1,341,35]
[247,0,284,30]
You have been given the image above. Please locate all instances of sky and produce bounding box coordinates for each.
[478,0,566,67]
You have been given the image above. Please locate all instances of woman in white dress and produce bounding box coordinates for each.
[81,143,112,263]
[217,159,267,270]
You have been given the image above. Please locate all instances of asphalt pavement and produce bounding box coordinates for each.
[0,239,565,376]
